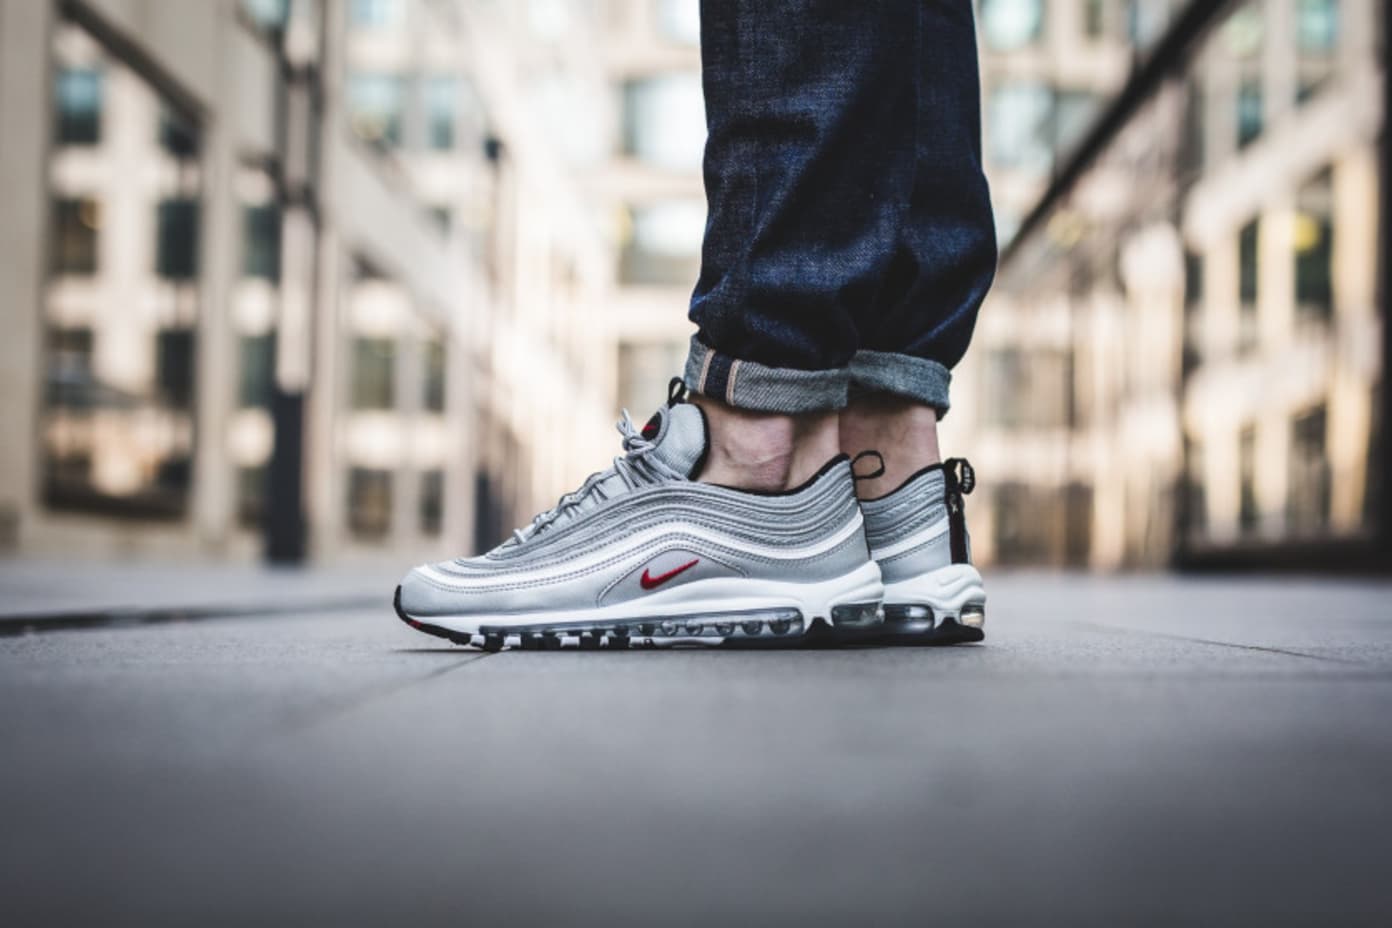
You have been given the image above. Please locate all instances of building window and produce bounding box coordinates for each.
[351,337,396,410]
[981,0,1044,50]
[156,199,200,280]
[1294,168,1334,318]
[1063,483,1093,567]
[423,338,446,412]
[1238,219,1259,307]
[55,68,102,145]
[1054,90,1098,159]
[1183,250,1203,311]
[1083,0,1106,39]
[987,82,1054,174]
[1297,0,1339,53]
[1297,0,1339,101]
[1223,3,1264,57]
[44,452,93,509]
[1127,0,1168,48]
[348,468,393,538]
[1238,426,1258,534]
[238,334,276,408]
[349,0,400,29]
[1180,79,1205,175]
[1236,79,1262,148]
[241,0,289,30]
[619,201,705,286]
[474,470,504,556]
[160,107,200,158]
[420,469,444,535]
[424,75,457,151]
[243,204,281,281]
[156,329,195,409]
[621,73,705,172]
[45,327,94,408]
[1287,405,1330,534]
[348,73,405,147]
[655,0,701,44]
[236,465,267,528]
[51,197,100,275]
[428,206,452,235]
[1184,440,1208,538]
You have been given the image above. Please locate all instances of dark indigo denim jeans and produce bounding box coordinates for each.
[683,0,996,415]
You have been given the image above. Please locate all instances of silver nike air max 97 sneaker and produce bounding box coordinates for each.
[394,384,883,651]
[859,458,987,645]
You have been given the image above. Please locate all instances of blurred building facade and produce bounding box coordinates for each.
[472,0,710,417]
[3,0,1385,571]
[967,0,1388,568]
[0,0,617,563]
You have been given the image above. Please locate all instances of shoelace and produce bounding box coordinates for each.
[506,410,686,546]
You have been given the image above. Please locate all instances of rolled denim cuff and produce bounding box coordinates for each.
[683,335,848,412]
[848,350,953,416]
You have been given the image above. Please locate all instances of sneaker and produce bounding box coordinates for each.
[394,383,884,651]
[857,458,987,645]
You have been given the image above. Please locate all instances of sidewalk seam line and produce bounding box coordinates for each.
[1067,620,1363,665]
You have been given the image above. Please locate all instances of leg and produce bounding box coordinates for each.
[686,0,921,489]
[838,393,941,499]
[844,1,993,644]
[843,0,996,492]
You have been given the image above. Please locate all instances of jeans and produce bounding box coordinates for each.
[684,0,996,415]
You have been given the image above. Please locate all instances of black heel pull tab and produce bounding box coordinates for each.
[850,450,886,482]
[943,458,975,564]
[666,377,688,407]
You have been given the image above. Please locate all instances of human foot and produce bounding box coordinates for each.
[858,458,986,645]
[394,382,882,650]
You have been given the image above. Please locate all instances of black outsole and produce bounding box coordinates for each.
[394,586,983,651]
[394,586,477,646]
[393,586,883,651]
[872,618,985,646]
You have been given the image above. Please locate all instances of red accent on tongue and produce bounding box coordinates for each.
[641,416,661,440]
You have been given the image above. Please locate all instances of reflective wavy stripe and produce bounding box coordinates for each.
[419,511,865,592]
[868,517,949,562]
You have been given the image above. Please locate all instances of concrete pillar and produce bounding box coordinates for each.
[0,0,55,552]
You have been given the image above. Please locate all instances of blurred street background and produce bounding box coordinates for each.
[0,0,1385,571]
[2,0,1391,923]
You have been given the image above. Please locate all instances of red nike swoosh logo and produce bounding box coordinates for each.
[640,558,699,590]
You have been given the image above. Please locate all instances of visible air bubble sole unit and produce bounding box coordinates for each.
[393,586,881,651]
[849,563,986,646]
[820,601,985,646]
[877,601,985,645]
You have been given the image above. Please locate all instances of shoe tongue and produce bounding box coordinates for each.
[524,401,708,542]
[645,402,708,479]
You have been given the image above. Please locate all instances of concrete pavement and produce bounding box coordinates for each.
[1,572,1390,925]
[0,559,397,628]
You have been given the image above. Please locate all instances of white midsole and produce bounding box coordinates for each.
[882,563,986,620]
[411,561,884,635]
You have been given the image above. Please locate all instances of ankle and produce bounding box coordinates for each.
[691,394,839,492]
[839,393,941,499]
